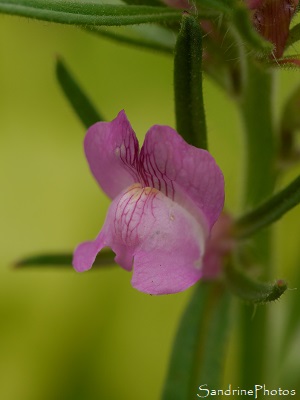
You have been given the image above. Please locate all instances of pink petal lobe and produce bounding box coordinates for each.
[74,183,207,294]
[131,190,206,294]
[84,110,139,199]
[140,125,224,228]
[73,232,134,274]
[73,232,106,272]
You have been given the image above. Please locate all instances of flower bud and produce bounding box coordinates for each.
[248,0,299,58]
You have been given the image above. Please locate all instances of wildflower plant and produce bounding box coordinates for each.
[3,0,300,398]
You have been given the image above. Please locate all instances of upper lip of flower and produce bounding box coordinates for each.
[84,110,224,228]
[73,110,225,295]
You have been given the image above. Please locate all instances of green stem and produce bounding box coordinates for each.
[239,62,276,209]
[237,60,276,390]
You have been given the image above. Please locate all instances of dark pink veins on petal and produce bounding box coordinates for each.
[139,144,175,200]
[85,111,224,228]
[115,130,139,182]
[113,183,159,247]
[112,113,175,200]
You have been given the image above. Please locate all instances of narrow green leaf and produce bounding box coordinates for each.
[286,22,300,50]
[56,57,103,128]
[174,14,207,149]
[15,249,116,268]
[238,302,267,387]
[0,0,182,26]
[234,175,300,239]
[225,263,287,304]
[279,84,300,160]
[16,253,73,267]
[86,25,174,55]
[194,286,231,389]
[161,282,231,400]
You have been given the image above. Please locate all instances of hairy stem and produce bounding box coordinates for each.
[237,59,276,389]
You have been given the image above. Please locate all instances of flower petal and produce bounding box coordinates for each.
[73,233,105,272]
[74,183,207,294]
[84,110,139,199]
[140,125,224,228]
[131,192,206,295]
[73,232,134,273]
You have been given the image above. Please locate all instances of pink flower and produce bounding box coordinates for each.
[73,111,224,295]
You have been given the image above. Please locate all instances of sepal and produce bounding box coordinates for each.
[224,263,287,304]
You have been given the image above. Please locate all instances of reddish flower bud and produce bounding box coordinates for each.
[246,0,264,9]
[249,0,299,58]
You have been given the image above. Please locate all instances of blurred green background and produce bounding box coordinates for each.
[0,12,300,400]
